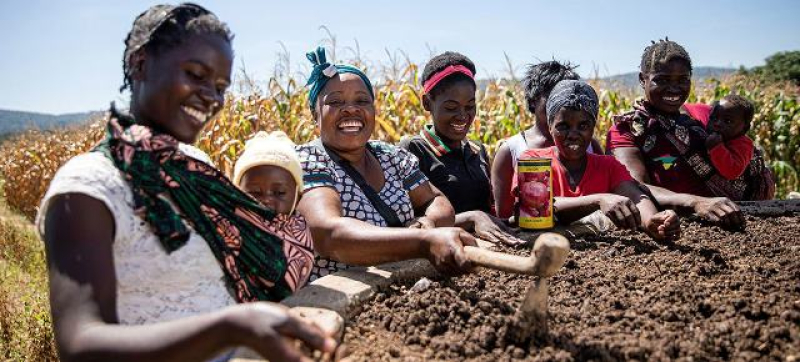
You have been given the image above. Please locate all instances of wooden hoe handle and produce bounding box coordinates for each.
[464,233,570,277]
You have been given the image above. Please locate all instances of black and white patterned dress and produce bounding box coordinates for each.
[297,140,428,280]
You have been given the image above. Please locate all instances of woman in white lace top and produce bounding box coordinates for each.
[37,4,333,362]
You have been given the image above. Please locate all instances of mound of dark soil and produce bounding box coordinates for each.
[343,216,800,361]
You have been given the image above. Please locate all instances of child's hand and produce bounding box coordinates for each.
[644,210,681,241]
[705,132,723,149]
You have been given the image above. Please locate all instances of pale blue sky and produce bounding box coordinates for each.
[1,0,798,114]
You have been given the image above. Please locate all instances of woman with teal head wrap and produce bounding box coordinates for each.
[305,46,374,110]
[295,47,477,281]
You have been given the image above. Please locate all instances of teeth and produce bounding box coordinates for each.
[339,121,363,127]
[663,96,680,102]
[338,120,363,132]
[567,144,580,151]
[182,106,208,124]
[451,122,468,132]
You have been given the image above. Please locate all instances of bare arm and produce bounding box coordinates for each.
[612,146,700,209]
[491,142,515,219]
[297,187,474,274]
[613,181,658,225]
[611,146,744,229]
[553,192,645,229]
[610,147,652,184]
[552,194,604,224]
[409,182,455,228]
[454,210,526,246]
[45,194,332,362]
[613,181,680,240]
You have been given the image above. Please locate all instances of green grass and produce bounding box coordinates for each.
[0,177,58,361]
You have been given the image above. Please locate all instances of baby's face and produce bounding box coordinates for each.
[240,165,298,214]
[709,99,748,141]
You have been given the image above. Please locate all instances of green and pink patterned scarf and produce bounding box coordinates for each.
[620,100,774,201]
[94,108,314,302]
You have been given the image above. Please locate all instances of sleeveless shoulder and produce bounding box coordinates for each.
[36,150,236,327]
[506,133,528,165]
[36,152,135,243]
[37,143,213,240]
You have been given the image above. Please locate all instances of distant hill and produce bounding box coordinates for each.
[0,109,101,137]
[596,66,737,90]
[476,66,737,92]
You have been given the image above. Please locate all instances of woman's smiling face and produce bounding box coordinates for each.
[315,73,376,152]
[426,78,477,145]
[640,58,692,115]
[550,107,595,162]
[132,33,233,143]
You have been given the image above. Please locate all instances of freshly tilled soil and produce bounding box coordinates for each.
[342,215,800,361]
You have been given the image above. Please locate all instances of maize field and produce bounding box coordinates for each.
[0,56,798,362]
[1,65,798,222]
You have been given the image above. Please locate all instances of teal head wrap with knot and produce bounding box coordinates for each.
[305,46,374,110]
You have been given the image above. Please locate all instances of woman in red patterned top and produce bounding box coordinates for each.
[606,39,752,229]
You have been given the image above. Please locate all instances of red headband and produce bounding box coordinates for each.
[422,65,474,95]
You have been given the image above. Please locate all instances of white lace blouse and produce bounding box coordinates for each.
[36,144,236,326]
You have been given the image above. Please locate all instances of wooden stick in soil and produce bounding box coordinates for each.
[517,277,550,338]
[463,232,571,277]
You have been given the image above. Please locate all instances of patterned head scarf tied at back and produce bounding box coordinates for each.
[305,46,374,110]
[546,79,599,125]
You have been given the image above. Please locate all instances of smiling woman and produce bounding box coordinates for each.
[606,39,761,229]
[132,33,232,143]
[296,47,478,280]
[35,4,334,362]
[400,51,525,246]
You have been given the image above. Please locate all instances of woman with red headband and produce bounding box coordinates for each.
[401,52,525,245]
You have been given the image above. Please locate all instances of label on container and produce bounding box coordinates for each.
[517,158,554,230]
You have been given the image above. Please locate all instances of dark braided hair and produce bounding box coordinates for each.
[420,51,477,98]
[521,61,580,114]
[121,3,233,92]
[713,94,755,128]
[639,37,693,75]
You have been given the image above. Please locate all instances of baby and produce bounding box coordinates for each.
[704,94,756,180]
[233,131,303,215]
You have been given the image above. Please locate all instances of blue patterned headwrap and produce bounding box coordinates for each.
[545,80,599,125]
[305,46,374,110]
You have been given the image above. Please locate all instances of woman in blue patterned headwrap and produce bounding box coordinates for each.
[296,47,476,280]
